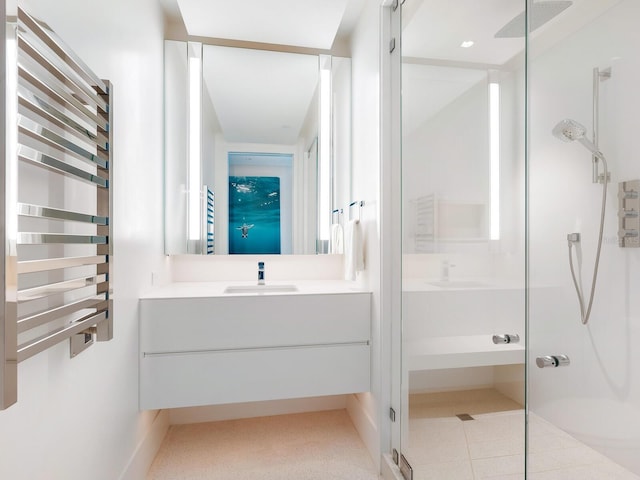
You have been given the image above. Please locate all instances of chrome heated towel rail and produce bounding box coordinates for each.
[1,8,113,409]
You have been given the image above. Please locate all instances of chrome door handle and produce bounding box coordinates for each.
[536,354,570,368]
[492,334,520,344]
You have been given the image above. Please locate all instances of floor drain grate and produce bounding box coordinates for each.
[456,413,474,421]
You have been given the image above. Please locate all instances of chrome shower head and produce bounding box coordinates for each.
[552,118,587,142]
[552,119,603,159]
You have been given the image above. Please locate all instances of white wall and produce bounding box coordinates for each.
[348,0,384,469]
[201,87,220,192]
[164,40,188,255]
[0,1,167,479]
[402,77,490,230]
[332,56,352,213]
[528,0,640,473]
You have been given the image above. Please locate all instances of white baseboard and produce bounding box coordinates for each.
[169,395,348,424]
[346,393,379,470]
[381,454,404,480]
[119,410,170,480]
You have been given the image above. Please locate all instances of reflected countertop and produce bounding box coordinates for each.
[402,278,525,292]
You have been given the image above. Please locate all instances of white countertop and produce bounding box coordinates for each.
[140,280,371,299]
[402,278,524,292]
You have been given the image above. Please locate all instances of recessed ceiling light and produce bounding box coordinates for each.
[460,40,475,48]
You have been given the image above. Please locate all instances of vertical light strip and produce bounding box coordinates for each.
[5,33,18,242]
[188,42,202,241]
[489,82,501,240]
[2,24,19,409]
[318,56,332,242]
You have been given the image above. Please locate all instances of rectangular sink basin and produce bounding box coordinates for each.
[223,284,298,294]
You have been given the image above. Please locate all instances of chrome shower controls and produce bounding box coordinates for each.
[618,180,640,248]
[536,354,570,368]
[492,334,520,344]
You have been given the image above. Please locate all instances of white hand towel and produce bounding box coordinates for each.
[330,223,344,254]
[344,220,364,281]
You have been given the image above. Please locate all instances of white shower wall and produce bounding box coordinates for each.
[528,0,640,473]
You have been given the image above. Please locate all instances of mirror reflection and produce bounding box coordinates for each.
[400,0,527,478]
[164,41,351,255]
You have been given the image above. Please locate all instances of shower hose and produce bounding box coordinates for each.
[567,157,608,325]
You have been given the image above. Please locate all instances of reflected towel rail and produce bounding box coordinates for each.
[414,194,437,253]
[204,186,214,255]
[348,200,364,223]
[1,8,113,409]
[331,208,344,225]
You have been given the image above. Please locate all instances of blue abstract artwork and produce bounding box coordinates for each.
[229,176,281,254]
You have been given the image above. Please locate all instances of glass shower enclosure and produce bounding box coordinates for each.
[396,0,640,478]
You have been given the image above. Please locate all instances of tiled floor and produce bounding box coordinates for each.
[147,409,379,480]
[407,389,639,480]
[148,391,639,480]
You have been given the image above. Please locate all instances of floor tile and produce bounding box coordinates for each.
[407,389,638,480]
[147,409,378,480]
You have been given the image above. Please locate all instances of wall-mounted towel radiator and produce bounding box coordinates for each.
[1,8,113,410]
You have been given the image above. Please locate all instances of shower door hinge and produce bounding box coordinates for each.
[399,454,414,480]
[392,448,399,465]
[390,37,396,53]
[389,407,396,422]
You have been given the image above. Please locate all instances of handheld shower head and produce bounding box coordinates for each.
[552,119,603,159]
[552,118,587,142]
[553,118,610,326]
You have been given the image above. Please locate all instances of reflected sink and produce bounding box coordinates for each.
[223,284,298,294]
[427,281,488,289]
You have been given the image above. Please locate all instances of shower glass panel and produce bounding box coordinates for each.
[399,1,527,477]
[528,0,640,477]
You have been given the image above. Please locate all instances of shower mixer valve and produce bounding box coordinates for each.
[618,180,640,248]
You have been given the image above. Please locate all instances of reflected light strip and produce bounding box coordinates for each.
[319,67,331,241]
[489,82,500,241]
[188,45,202,241]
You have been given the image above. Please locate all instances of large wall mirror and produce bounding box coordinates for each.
[164,41,352,255]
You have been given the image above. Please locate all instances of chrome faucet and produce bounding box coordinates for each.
[441,260,455,282]
[257,261,265,285]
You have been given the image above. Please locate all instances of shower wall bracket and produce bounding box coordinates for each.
[618,180,640,248]
[593,67,612,184]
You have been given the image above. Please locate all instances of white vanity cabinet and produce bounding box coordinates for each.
[139,288,371,410]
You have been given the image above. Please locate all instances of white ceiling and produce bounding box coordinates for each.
[401,0,621,134]
[160,0,622,144]
[202,46,318,145]
[402,0,526,66]
[177,0,349,49]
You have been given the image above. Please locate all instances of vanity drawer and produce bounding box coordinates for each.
[140,293,371,353]
[140,343,370,409]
